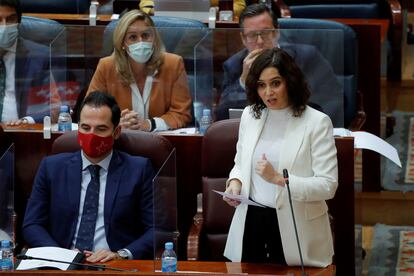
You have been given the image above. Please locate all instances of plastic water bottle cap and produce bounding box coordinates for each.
[202,109,211,117]
[165,242,173,250]
[1,240,10,247]
[60,105,69,112]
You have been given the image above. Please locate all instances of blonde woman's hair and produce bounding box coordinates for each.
[112,9,165,84]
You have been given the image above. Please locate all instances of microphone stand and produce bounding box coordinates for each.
[283,169,307,276]
[16,254,138,272]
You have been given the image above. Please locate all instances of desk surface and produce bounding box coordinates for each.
[11,260,335,275]
[23,13,113,25]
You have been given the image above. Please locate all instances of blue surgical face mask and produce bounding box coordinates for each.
[127,41,154,64]
[0,24,18,49]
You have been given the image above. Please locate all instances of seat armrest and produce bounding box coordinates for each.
[273,0,291,18]
[387,0,402,27]
[349,90,366,131]
[187,212,203,261]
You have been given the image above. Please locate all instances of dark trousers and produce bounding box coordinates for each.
[242,205,286,264]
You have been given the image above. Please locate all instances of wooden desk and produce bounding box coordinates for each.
[23,13,113,25]
[10,260,335,275]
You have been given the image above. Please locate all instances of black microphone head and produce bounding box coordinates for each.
[283,169,289,179]
[16,254,28,260]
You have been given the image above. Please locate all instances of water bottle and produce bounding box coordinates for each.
[199,108,212,135]
[0,240,13,271]
[161,242,177,272]
[58,105,72,132]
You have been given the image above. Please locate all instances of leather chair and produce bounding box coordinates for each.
[51,130,174,171]
[187,119,355,276]
[20,16,64,46]
[274,0,403,81]
[278,18,365,130]
[20,0,91,14]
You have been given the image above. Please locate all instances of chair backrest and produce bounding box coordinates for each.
[51,130,174,171]
[102,16,208,57]
[20,0,91,14]
[278,18,357,128]
[19,16,64,46]
[200,119,239,261]
[282,0,390,19]
[199,119,355,273]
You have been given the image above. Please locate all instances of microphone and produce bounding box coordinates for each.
[283,169,307,276]
[16,254,138,272]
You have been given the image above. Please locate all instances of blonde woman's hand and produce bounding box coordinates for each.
[223,179,242,207]
[255,154,285,186]
[120,109,141,130]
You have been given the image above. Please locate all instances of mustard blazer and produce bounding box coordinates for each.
[87,53,192,129]
[224,106,338,267]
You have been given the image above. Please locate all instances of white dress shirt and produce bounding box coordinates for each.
[129,74,169,131]
[1,41,17,122]
[72,151,112,252]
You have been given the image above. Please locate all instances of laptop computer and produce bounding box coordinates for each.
[154,0,210,21]
[229,108,243,119]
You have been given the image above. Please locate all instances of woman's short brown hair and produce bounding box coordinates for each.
[246,48,310,119]
[112,9,165,84]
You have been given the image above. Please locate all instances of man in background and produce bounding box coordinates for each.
[23,91,154,261]
[0,0,59,125]
[216,3,342,125]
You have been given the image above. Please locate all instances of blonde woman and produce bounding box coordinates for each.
[88,9,192,131]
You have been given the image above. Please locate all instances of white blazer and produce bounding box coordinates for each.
[224,106,338,267]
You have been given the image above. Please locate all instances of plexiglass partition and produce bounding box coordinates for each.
[50,25,346,129]
[153,148,177,272]
[201,27,346,128]
[0,144,15,247]
[50,25,105,125]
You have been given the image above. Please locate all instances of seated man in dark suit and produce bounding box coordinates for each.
[23,91,154,262]
[216,3,342,125]
[0,0,59,125]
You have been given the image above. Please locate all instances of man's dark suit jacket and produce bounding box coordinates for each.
[216,43,343,127]
[22,150,154,259]
[15,37,53,122]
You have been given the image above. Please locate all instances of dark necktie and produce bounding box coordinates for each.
[75,164,101,251]
[0,51,6,122]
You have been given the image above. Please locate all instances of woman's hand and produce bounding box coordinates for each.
[223,179,242,207]
[120,109,151,131]
[255,154,285,186]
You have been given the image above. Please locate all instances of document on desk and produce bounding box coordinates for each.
[212,190,265,207]
[16,246,83,270]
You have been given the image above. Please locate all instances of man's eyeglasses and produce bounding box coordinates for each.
[243,30,276,43]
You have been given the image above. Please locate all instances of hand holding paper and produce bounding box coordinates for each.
[213,190,265,207]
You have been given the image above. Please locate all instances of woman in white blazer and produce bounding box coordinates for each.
[223,48,338,267]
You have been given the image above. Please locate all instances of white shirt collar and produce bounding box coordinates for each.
[81,150,113,171]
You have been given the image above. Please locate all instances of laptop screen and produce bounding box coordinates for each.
[229,108,243,119]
